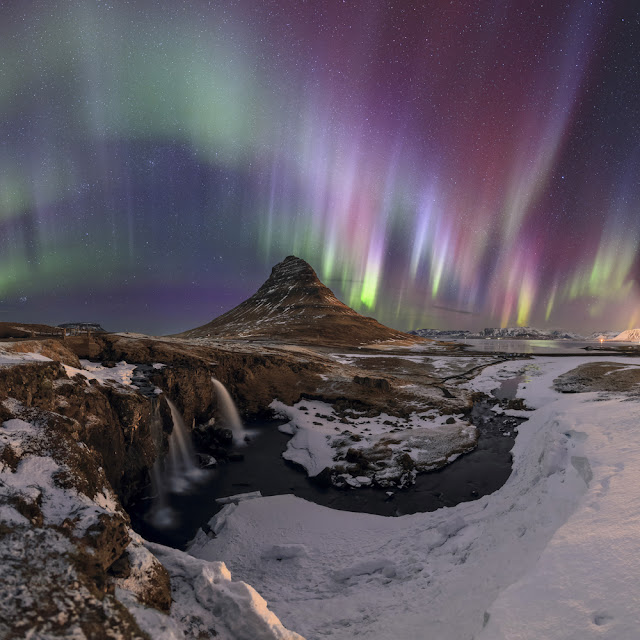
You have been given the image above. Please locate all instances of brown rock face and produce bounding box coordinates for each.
[0,394,152,639]
[0,358,157,506]
[179,255,416,346]
[82,513,131,572]
[66,332,325,421]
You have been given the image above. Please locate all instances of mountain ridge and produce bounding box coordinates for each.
[409,327,621,341]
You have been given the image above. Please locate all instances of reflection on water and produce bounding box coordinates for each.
[456,339,628,354]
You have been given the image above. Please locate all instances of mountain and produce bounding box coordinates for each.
[408,326,586,340]
[612,328,640,342]
[408,328,472,339]
[586,330,621,341]
[180,255,417,346]
[475,327,585,340]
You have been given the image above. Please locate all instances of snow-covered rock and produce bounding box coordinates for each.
[270,398,477,488]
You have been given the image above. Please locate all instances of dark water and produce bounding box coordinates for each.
[458,339,630,354]
[492,375,525,401]
[130,388,526,549]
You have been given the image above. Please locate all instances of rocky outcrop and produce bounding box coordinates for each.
[0,401,151,639]
[65,333,326,421]
[0,356,157,506]
[353,375,392,392]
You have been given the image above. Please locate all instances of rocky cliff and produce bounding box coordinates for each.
[0,340,305,639]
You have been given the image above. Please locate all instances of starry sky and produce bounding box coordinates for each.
[1,0,639,335]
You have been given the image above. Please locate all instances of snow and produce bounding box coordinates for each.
[62,359,137,387]
[0,347,53,366]
[190,355,640,640]
[271,400,336,476]
[0,417,121,536]
[270,398,475,486]
[216,491,263,505]
[135,541,304,640]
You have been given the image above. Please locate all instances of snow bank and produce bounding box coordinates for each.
[191,356,640,639]
[475,362,640,639]
[132,541,304,640]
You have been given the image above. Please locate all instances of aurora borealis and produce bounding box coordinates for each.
[1,1,639,334]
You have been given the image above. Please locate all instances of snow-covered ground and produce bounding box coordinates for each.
[0,347,53,367]
[190,356,640,640]
[64,359,137,387]
[329,352,496,378]
[0,344,138,388]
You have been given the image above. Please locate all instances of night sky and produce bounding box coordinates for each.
[1,1,639,335]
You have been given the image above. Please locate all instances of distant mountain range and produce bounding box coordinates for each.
[611,329,640,342]
[408,327,627,341]
[180,255,417,346]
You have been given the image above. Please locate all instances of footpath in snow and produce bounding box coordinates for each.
[189,356,640,640]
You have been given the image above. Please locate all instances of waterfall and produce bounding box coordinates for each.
[211,378,247,445]
[165,397,208,491]
[146,396,211,529]
[147,401,177,529]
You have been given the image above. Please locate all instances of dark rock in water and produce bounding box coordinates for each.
[311,467,334,488]
[192,423,233,451]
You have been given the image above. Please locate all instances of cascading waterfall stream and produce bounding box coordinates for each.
[144,382,245,531]
[147,396,211,529]
[211,377,247,445]
[165,397,208,491]
[148,401,177,529]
